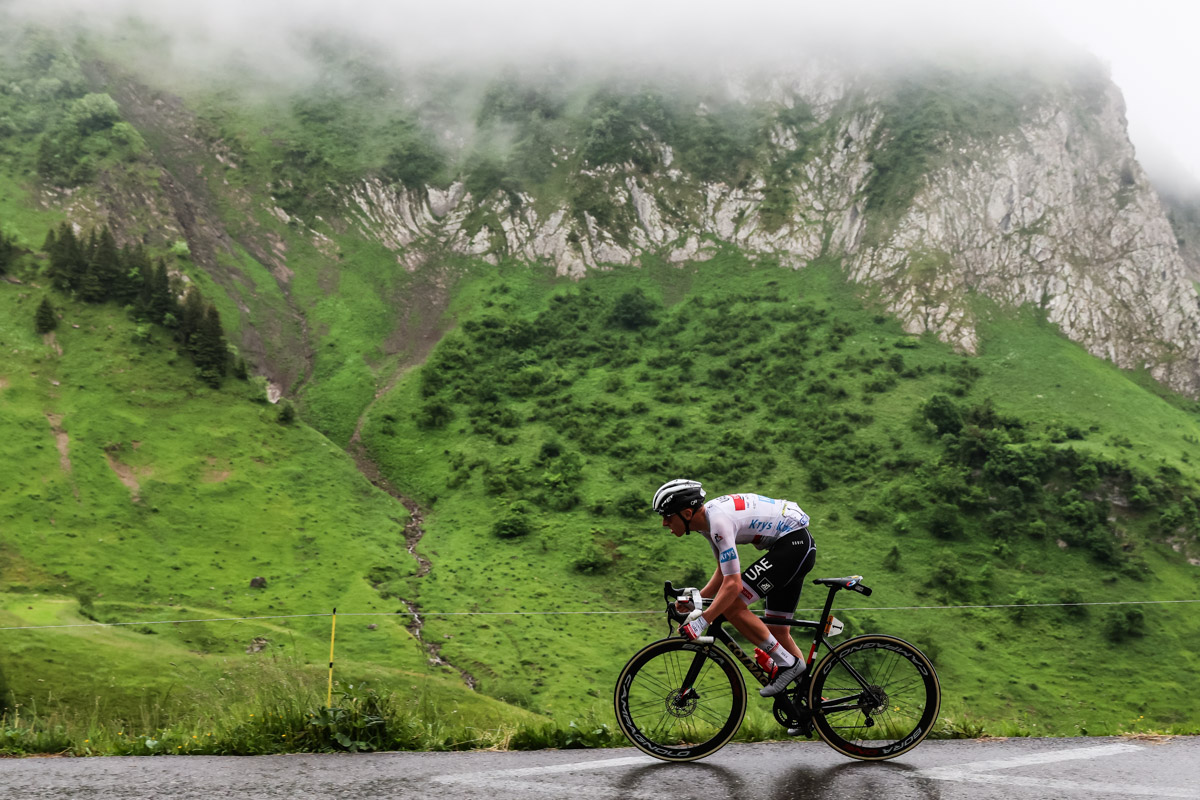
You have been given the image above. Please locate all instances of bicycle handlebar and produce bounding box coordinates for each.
[663,580,704,608]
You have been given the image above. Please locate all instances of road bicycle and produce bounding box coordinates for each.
[614,575,941,762]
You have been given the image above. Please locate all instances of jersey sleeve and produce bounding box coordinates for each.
[708,515,741,576]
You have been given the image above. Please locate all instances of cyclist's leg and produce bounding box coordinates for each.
[723,602,772,644]
[765,618,803,660]
[760,529,817,660]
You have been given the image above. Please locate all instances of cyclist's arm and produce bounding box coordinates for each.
[676,567,722,613]
[700,517,744,621]
[702,573,746,623]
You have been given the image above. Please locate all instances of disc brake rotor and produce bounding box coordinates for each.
[665,688,698,718]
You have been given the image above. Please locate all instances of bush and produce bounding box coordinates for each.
[882,544,901,571]
[1058,587,1088,619]
[381,123,444,188]
[607,288,658,331]
[276,399,296,424]
[1102,607,1145,642]
[615,490,647,519]
[492,513,531,539]
[571,536,614,574]
[928,503,963,539]
[921,394,962,436]
[416,401,453,429]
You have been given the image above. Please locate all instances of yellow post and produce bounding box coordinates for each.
[326,607,337,708]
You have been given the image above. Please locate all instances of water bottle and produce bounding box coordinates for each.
[754,647,778,679]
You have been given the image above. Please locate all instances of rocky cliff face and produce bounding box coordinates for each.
[334,62,1200,398]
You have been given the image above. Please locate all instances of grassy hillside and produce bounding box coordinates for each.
[0,277,544,735]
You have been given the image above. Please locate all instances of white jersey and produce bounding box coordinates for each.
[702,493,810,576]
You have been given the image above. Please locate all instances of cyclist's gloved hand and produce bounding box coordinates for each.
[675,598,695,613]
[678,613,710,640]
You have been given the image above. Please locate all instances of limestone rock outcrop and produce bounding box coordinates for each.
[334,63,1200,397]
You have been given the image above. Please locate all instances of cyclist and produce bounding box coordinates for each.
[652,479,816,698]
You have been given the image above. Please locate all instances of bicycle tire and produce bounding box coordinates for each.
[808,634,940,761]
[614,638,747,762]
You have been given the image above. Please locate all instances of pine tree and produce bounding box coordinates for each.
[193,303,229,386]
[80,225,120,303]
[78,261,106,303]
[49,222,86,292]
[115,243,147,307]
[179,286,205,348]
[149,259,174,324]
[0,229,14,275]
[35,296,57,333]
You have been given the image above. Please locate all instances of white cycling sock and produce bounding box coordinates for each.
[760,637,796,668]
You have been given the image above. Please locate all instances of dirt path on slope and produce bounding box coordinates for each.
[44,413,78,500]
[348,438,475,688]
[103,444,141,502]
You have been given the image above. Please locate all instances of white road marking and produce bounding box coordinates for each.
[919,742,1140,775]
[922,770,1199,799]
[434,754,655,781]
[432,755,658,798]
[916,742,1197,798]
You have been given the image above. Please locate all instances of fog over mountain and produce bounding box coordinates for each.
[7,0,1197,192]
[5,0,1053,69]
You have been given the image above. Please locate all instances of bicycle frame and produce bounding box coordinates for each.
[664,579,874,725]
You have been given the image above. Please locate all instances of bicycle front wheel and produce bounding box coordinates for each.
[809,634,941,761]
[614,638,747,762]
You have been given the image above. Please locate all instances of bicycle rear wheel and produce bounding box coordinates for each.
[614,638,747,762]
[808,634,940,760]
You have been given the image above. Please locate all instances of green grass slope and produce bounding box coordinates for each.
[0,280,516,725]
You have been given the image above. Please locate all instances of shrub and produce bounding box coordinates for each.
[615,490,646,519]
[607,288,658,331]
[921,394,962,436]
[416,401,453,429]
[571,536,614,574]
[1058,587,1088,619]
[381,123,444,188]
[1102,607,1145,642]
[882,544,901,571]
[492,513,531,539]
[928,503,963,539]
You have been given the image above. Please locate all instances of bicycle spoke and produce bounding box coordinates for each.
[627,697,668,715]
[636,671,677,695]
[690,702,732,728]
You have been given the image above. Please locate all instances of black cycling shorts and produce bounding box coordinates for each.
[737,528,816,618]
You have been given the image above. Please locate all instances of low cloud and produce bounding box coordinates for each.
[4,0,1065,75]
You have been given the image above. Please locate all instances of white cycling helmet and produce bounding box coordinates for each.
[652,479,706,517]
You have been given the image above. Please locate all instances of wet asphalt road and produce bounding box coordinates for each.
[1,737,1197,799]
